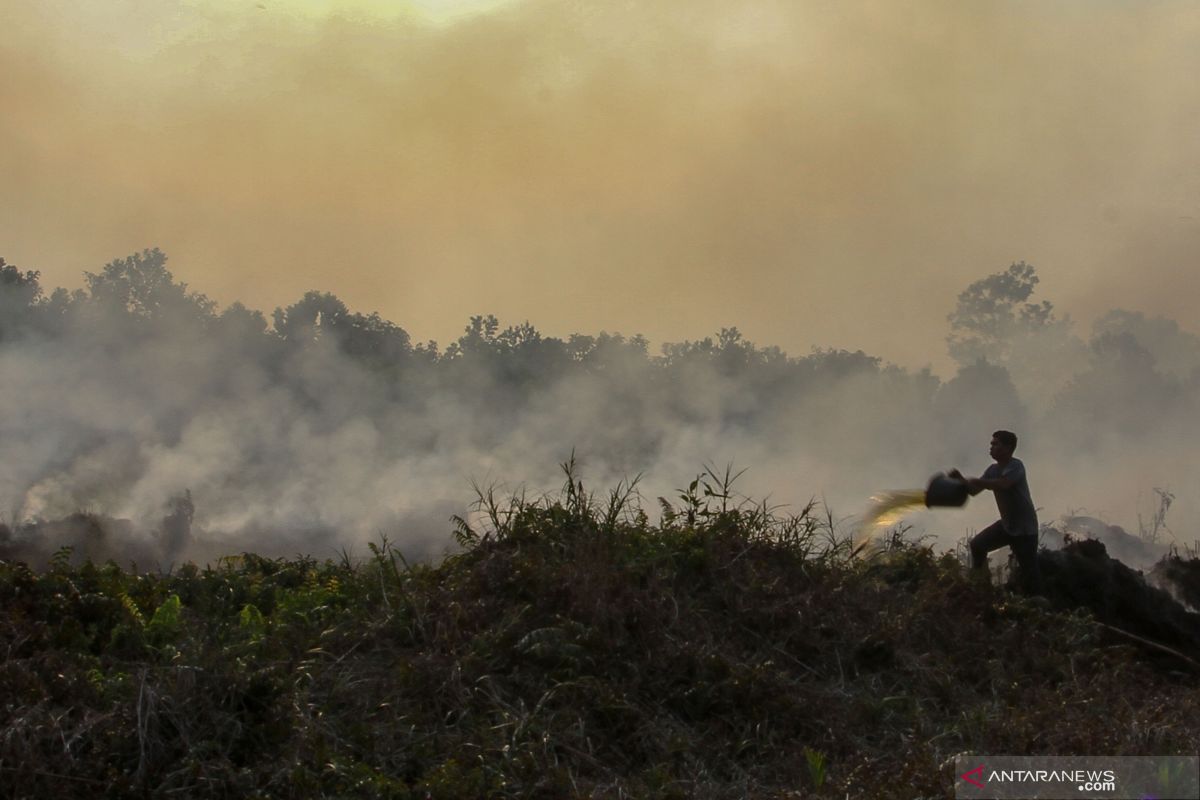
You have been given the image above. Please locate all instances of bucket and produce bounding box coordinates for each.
[925,472,968,508]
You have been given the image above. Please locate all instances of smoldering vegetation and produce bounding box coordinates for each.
[2,251,1200,566]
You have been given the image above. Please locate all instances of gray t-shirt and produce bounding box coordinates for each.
[982,457,1038,537]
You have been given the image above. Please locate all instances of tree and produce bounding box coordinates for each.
[933,359,1026,466]
[566,332,649,372]
[217,302,270,338]
[272,291,349,343]
[339,311,412,364]
[272,291,411,365]
[444,314,502,359]
[1091,309,1200,379]
[0,258,43,342]
[946,262,1086,410]
[84,248,215,324]
[946,262,1055,366]
[1048,331,1178,444]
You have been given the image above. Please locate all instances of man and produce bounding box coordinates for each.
[951,430,1041,593]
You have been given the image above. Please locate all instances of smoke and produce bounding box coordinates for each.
[2,2,1198,563]
[2,251,1198,567]
[2,1,1199,369]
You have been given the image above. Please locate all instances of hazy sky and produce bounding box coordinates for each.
[4,0,1198,370]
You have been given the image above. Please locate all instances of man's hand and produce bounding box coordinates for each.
[948,469,985,496]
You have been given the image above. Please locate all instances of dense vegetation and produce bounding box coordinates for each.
[3,466,1198,799]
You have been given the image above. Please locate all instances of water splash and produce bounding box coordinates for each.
[853,489,926,555]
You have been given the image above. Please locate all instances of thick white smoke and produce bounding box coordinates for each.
[2,253,1197,567]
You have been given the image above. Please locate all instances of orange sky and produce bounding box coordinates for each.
[3,0,1198,370]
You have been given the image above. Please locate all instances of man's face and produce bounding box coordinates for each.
[989,436,1011,460]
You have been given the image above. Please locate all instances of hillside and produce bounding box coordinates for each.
[2,472,1199,799]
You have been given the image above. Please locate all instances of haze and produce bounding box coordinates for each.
[4,0,1198,369]
[3,1,1200,567]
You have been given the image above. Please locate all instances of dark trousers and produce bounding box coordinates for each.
[970,520,1042,594]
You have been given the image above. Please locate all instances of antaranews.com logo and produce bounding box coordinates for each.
[953,755,1198,799]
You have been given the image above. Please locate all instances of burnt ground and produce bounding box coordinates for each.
[1031,539,1200,668]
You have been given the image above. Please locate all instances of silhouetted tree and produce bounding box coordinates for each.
[444,316,573,387]
[1049,331,1181,446]
[339,311,412,365]
[274,292,412,360]
[444,314,502,359]
[217,302,271,339]
[272,291,349,343]
[946,262,1086,409]
[0,258,43,342]
[84,248,216,324]
[934,359,1026,466]
[1092,309,1200,379]
[567,332,649,372]
[946,262,1056,366]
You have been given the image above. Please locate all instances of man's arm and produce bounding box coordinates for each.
[949,468,1015,495]
[967,476,1016,493]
